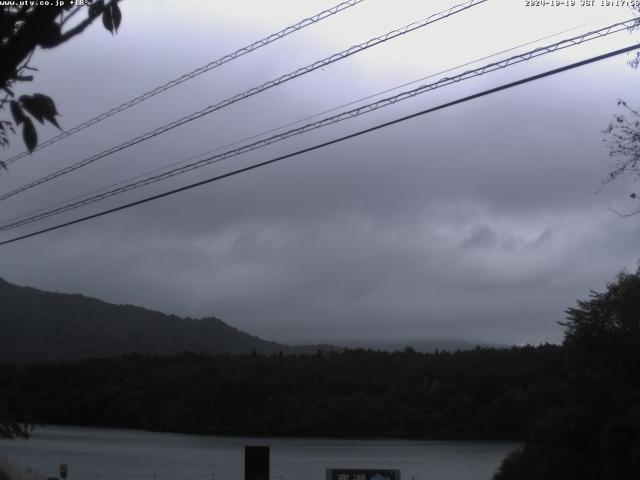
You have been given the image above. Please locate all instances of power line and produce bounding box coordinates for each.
[2,18,600,229]
[0,18,634,232]
[1,42,637,247]
[0,0,487,204]
[0,18,630,230]
[1,0,367,166]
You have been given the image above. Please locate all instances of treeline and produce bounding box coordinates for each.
[1,344,567,440]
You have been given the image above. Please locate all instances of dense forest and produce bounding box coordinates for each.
[0,344,566,440]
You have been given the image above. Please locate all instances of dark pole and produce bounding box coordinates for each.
[245,446,269,480]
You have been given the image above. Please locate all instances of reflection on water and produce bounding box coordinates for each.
[0,426,518,480]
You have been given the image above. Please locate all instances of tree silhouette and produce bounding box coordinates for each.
[601,7,640,215]
[603,100,640,215]
[562,266,640,356]
[0,0,122,167]
[494,266,640,480]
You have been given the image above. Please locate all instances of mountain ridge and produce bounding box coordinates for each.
[0,277,487,364]
[0,276,299,363]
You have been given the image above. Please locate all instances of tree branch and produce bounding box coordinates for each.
[0,7,61,86]
[60,5,83,27]
[57,0,120,45]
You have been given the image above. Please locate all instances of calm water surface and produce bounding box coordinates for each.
[0,426,518,480]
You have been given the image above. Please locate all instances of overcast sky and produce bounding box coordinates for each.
[1,0,639,345]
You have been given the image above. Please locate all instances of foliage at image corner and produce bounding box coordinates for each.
[493,266,640,480]
[601,8,640,215]
[0,0,123,165]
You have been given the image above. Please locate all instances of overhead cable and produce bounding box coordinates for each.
[1,42,638,247]
[0,0,487,203]
[1,0,367,166]
[0,17,601,229]
[0,18,634,232]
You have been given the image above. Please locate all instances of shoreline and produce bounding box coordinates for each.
[18,423,525,443]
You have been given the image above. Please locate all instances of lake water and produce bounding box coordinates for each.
[0,426,518,480]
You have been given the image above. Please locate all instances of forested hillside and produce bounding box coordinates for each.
[0,277,293,362]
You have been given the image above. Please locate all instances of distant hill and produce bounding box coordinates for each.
[334,338,505,353]
[0,277,302,363]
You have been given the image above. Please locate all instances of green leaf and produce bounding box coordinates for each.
[101,2,122,34]
[32,93,61,129]
[22,116,37,153]
[19,95,44,124]
[102,8,114,34]
[19,94,61,129]
[111,3,122,32]
[10,101,25,125]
